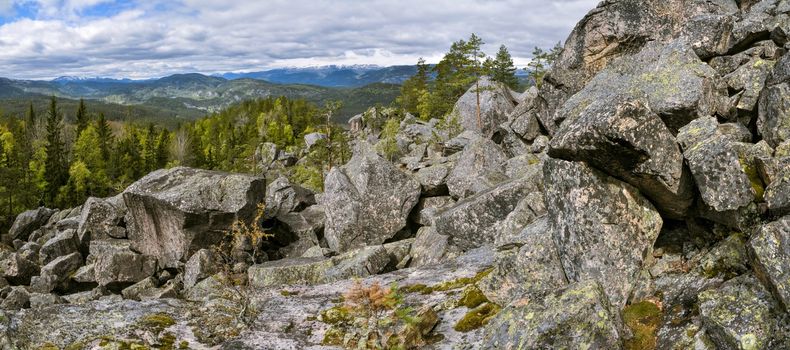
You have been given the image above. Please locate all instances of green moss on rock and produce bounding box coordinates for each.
[623,301,662,350]
[454,302,501,332]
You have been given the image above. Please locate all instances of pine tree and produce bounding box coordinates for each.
[75,98,89,136]
[26,102,37,139]
[490,45,519,89]
[398,58,430,118]
[43,97,68,205]
[95,113,113,163]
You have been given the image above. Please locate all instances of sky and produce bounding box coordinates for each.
[0,0,599,80]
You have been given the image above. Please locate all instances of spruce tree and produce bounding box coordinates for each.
[75,98,89,136]
[95,113,113,163]
[43,97,68,205]
[490,45,519,89]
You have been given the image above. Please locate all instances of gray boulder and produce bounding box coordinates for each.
[481,280,621,349]
[1,286,30,310]
[303,132,327,150]
[1,253,39,285]
[94,250,157,287]
[40,252,83,284]
[123,167,266,268]
[38,229,79,265]
[77,196,127,243]
[410,196,455,227]
[445,136,509,199]
[549,98,693,218]
[699,274,778,350]
[183,249,221,290]
[320,144,420,252]
[765,166,790,216]
[409,227,452,268]
[8,207,56,241]
[29,292,66,309]
[275,206,325,258]
[435,168,543,251]
[264,176,316,219]
[748,216,790,310]
[544,158,662,308]
[451,76,516,137]
[758,83,790,148]
[414,163,450,197]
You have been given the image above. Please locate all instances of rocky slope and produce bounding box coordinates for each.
[2,0,790,349]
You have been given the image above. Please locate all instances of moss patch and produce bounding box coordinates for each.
[280,290,299,296]
[401,268,495,295]
[457,285,488,309]
[322,327,345,346]
[453,302,501,332]
[320,305,352,325]
[623,301,663,350]
[739,157,765,201]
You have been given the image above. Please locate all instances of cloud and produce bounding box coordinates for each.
[0,0,14,17]
[0,0,599,79]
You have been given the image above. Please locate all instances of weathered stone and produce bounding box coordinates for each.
[409,227,452,268]
[1,253,39,285]
[8,207,56,241]
[87,239,131,264]
[94,251,157,287]
[699,274,778,350]
[726,56,775,112]
[320,144,420,252]
[446,136,508,199]
[123,167,266,268]
[265,176,316,219]
[1,286,30,310]
[550,98,693,218]
[38,229,79,265]
[451,76,516,137]
[478,227,566,306]
[544,158,662,308]
[758,83,790,148]
[274,206,324,258]
[435,168,542,251]
[72,264,95,283]
[183,249,220,290]
[748,216,790,310]
[481,280,621,349]
[77,196,127,243]
[29,292,66,309]
[410,196,454,227]
[765,166,790,216]
[681,129,755,212]
[303,132,327,150]
[443,130,477,156]
[121,277,158,300]
[40,252,83,284]
[17,242,40,265]
[248,245,390,287]
[414,164,450,197]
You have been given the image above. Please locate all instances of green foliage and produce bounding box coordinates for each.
[487,45,519,89]
[398,58,430,119]
[377,118,401,161]
[527,42,563,88]
[43,97,68,204]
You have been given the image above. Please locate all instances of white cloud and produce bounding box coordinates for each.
[0,0,599,79]
[0,0,14,16]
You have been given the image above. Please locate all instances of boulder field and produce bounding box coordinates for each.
[2,0,790,348]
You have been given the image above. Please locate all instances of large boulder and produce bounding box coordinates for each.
[38,229,79,265]
[435,167,543,251]
[122,167,266,268]
[748,216,790,310]
[451,76,516,137]
[544,158,662,308]
[94,250,158,287]
[758,82,790,148]
[549,98,693,218]
[765,166,790,216]
[445,137,509,199]
[264,176,316,219]
[481,280,621,349]
[76,196,127,243]
[1,253,39,285]
[320,144,421,252]
[8,207,56,241]
[698,274,778,350]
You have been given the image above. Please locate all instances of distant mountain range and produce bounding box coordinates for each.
[214,65,421,87]
[0,68,407,123]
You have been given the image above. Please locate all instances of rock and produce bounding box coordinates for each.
[72,264,95,283]
[451,76,516,137]
[699,274,778,350]
[508,88,543,142]
[183,249,221,290]
[29,274,58,293]
[123,167,267,268]
[446,137,508,199]
[544,158,662,308]
[758,83,790,148]
[29,292,66,309]
[16,242,40,267]
[303,132,327,150]
[40,252,83,284]
[77,196,127,243]
[481,280,621,349]
[443,130,477,155]
[87,239,131,264]
[478,227,567,306]
[1,253,39,285]
[410,196,455,226]
[553,39,726,136]
[38,229,79,265]
[726,55,775,113]
[275,206,324,258]
[765,163,790,216]
[121,277,161,300]
[409,227,452,268]
[8,207,56,241]
[1,286,30,310]
[265,176,316,219]
[748,216,790,310]
[248,245,390,287]
[680,122,756,212]
[94,250,157,287]
[320,144,420,252]
[550,98,693,218]
[435,168,542,251]
[491,192,547,241]
[414,164,450,197]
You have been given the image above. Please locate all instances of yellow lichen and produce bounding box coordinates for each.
[623,301,663,350]
[453,302,501,332]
